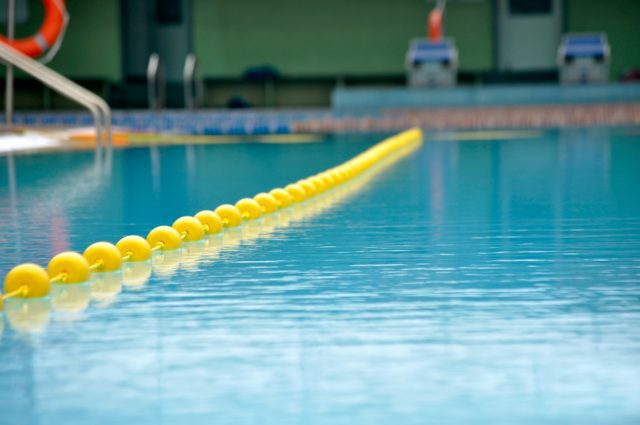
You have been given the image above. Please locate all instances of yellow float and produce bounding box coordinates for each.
[116,235,152,261]
[48,252,90,283]
[254,193,280,213]
[214,204,243,227]
[83,242,123,272]
[195,210,223,235]
[172,216,205,241]
[147,225,182,251]
[236,198,263,220]
[285,183,306,202]
[269,188,293,208]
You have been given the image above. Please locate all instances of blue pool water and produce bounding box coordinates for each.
[0,128,639,424]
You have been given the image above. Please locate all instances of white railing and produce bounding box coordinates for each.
[183,53,203,110]
[0,42,112,151]
[147,53,165,110]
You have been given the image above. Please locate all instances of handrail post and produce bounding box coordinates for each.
[4,0,15,129]
[183,53,202,110]
[147,53,165,110]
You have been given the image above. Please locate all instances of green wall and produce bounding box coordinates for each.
[4,0,640,84]
[193,0,493,78]
[12,0,121,80]
[567,0,640,79]
[446,1,493,72]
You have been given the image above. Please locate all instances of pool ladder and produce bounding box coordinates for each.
[147,53,203,110]
[183,53,203,110]
[0,42,112,152]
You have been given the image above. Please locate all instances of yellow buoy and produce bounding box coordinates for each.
[195,210,223,235]
[309,176,326,193]
[328,170,343,185]
[116,235,152,261]
[214,204,243,227]
[172,216,205,241]
[83,242,123,272]
[319,173,335,188]
[147,225,182,251]
[48,252,91,284]
[285,183,306,202]
[297,179,316,198]
[3,263,51,299]
[269,188,293,208]
[254,192,279,213]
[342,166,354,179]
[236,198,263,220]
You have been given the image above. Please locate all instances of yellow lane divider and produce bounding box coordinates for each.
[1,128,423,312]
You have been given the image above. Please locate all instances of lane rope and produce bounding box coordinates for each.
[0,128,423,312]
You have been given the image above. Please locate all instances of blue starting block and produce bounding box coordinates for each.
[558,33,610,84]
[406,38,458,87]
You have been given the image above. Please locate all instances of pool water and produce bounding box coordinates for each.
[0,128,639,424]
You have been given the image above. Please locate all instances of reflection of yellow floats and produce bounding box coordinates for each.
[4,299,52,334]
[91,273,122,306]
[121,261,152,288]
[69,131,324,147]
[1,128,423,328]
[50,283,91,317]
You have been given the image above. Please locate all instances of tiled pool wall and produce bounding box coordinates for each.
[2,83,640,135]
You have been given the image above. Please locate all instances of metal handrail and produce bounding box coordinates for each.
[183,53,203,110]
[147,53,165,110]
[0,42,112,150]
[5,0,15,129]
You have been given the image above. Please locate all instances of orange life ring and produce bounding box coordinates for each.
[0,0,67,58]
[428,9,443,41]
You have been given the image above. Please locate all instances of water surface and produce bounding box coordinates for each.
[0,128,639,424]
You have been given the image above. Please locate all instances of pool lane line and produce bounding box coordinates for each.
[0,128,423,317]
[429,130,543,142]
[2,138,422,332]
[68,131,325,147]
[0,133,423,331]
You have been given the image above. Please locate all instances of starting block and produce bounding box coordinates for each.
[406,38,458,87]
[558,33,610,84]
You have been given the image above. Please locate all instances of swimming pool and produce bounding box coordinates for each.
[1,127,639,424]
